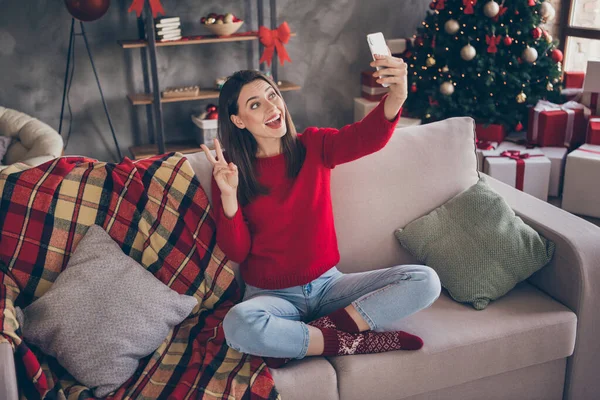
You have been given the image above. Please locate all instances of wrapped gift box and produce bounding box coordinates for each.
[387,38,415,58]
[538,147,568,198]
[475,140,500,171]
[527,100,590,147]
[361,70,389,101]
[397,116,422,128]
[587,117,600,145]
[564,71,586,89]
[562,144,600,218]
[354,97,378,122]
[483,147,551,201]
[475,123,506,142]
[581,60,600,115]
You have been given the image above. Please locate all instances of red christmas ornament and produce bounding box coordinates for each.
[206,111,219,120]
[429,1,436,9]
[551,49,563,63]
[503,35,513,46]
[206,104,217,113]
[486,34,502,53]
[428,96,439,106]
[404,50,413,59]
[515,9,520,15]
[528,0,535,5]
[436,0,446,10]
[64,0,111,21]
[531,27,543,39]
[411,83,418,93]
[515,121,523,132]
[493,5,508,21]
[517,57,523,64]
[463,0,477,14]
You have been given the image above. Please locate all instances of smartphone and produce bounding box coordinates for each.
[367,32,391,88]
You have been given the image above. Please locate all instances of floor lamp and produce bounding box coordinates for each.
[59,17,123,161]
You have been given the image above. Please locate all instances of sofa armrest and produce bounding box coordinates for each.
[485,174,600,400]
[0,342,18,400]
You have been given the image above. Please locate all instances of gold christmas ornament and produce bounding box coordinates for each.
[516,92,527,103]
[546,82,554,91]
[444,19,460,34]
[483,1,500,17]
[442,65,449,72]
[460,44,477,61]
[426,57,436,67]
[440,81,455,95]
[425,113,432,119]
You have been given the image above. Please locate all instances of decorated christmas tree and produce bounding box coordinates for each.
[403,0,564,132]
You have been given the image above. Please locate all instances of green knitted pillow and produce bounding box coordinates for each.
[394,176,555,310]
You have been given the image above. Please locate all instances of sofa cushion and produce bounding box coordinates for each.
[327,283,576,400]
[329,117,480,273]
[16,224,198,398]
[270,358,339,400]
[394,176,555,310]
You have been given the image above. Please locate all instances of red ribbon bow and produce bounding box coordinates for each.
[486,34,502,53]
[259,22,292,67]
[128,0,165,18]
[488,150,543,191]
[463,0,477,14]
[476,140,496,150]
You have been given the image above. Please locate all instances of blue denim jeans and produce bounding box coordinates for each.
[222,265,441,359]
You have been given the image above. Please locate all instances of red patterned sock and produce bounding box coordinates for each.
[318,327,423,356]
[309,308,361,333]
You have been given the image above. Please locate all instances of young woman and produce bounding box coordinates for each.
[200,54,441,367]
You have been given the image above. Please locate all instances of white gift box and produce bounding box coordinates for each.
[354,97,378,122]
[476,141,500,171]
[581,60,600,115]
[538,146,568,198]
[561,144,600,218]
[353,97,422,128]
[483,145,551,201]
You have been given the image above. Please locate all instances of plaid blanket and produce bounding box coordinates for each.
[0,154,280,400]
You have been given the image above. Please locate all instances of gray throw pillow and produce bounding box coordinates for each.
[0,136,11,163]
[394,176,555,310]
[16,224,198,398]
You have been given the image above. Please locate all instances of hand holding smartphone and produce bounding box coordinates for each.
[367,32,391,88]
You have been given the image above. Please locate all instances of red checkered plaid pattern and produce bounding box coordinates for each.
[0,154,280,400]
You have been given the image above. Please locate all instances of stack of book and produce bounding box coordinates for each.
[155,17,181,42]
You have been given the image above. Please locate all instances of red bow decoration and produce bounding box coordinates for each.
[486,34,502,53]
[436,0,446,10]
[259,22,292,67]
[475,139,496,150]
[128,0,165,18]
[463,0,477,14]
[493,5,508,21]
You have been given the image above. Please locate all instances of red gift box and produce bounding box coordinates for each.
[527,100,590,147]
[564,71,586,89]
[475,123,506,142]
[588,117,600,145]
[361,70,388,101]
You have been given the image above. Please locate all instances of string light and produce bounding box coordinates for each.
[477,73,481,77]
[445,47,449,50]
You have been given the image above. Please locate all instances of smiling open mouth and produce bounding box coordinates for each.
[265,114,283,129]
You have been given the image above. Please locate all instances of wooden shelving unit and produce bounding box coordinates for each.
[118,32,295,49]
[121,1,300,159]
[127,81,301,105]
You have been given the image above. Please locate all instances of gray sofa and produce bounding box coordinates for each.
[2,116,599,399]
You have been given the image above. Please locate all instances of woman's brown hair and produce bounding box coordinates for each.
[217,70,306,206]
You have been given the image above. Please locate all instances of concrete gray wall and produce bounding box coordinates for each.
[0,0,428,162]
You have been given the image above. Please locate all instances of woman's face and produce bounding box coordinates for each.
[230,79,287,141]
